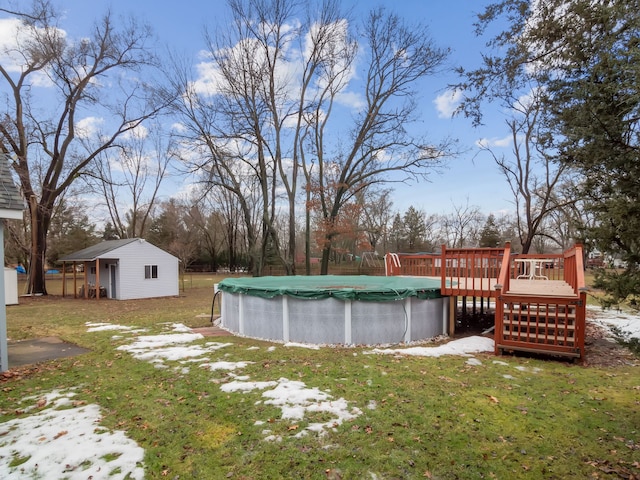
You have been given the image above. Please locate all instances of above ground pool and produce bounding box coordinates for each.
[217,275,448,345]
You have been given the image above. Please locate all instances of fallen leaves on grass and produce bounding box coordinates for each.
[586,458,640,479]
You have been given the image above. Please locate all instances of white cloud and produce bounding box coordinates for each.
[0,18,63,87]
[475,134,513,149]
[191,58,223,96]
[0,18,31,73]
[123,123,149,140]
[335,89,365,110]
[75,116,104,139]
[171,122,187,133]
[434,88,463,119]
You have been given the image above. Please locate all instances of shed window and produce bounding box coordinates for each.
[145,265,158,279]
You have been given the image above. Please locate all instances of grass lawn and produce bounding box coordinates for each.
[2,273,639,479]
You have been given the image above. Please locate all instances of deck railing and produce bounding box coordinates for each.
[384,252,439,277]
[385,243,587,359]
[495,244,586,359]
[440,245,506,297]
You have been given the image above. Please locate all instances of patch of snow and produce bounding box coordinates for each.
[86,322,136,332]
[221,380,278,393]
[589,306,640,340]
[365,335,494,357]
[0,390,144,479]
[284,342,320,350]
[200,361,253,371]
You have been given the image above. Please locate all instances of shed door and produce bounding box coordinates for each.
[110,264,117,299]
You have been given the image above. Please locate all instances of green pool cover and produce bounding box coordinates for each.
[218,275,442,301]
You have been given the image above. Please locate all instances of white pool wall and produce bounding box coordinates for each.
[220,292,449,345]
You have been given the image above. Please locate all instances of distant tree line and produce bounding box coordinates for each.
[3,191,584,274]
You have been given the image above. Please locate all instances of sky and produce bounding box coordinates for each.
[2,307,639,477]
[1,0,516,217]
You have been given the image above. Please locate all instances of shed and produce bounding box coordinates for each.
[59,238,179,300]
[1,153,26,371]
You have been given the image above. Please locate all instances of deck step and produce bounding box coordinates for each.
[503,327,575,336]
[503,323,575,332]
[502,330,576,342]
[504,311,577,321]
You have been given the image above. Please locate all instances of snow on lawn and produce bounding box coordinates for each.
[221,377,362,440]
[2,308,638,478]
[365,335,494,357]
[588,306,640,340]
[115,324,232,366]
[0,389,144,480]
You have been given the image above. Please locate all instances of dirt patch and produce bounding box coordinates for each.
[456,308,639,368]
[583,319,639,368]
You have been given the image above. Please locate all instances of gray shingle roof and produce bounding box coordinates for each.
[0,153,24,212]
[58,238,141,262]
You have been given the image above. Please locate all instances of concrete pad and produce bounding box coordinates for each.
[190,326,232,337]
[8,337,91,368]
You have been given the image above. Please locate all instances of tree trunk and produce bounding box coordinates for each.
[305,197,311,276]
[320,244,331,275]
[27,201,49,295]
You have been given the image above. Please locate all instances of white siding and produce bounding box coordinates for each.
[102,240,179,300]
[4,268,18,305]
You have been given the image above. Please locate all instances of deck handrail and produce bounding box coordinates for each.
[385,252,440,277]
[563,244,587,295]
[384,253,402,276]
[495,242,512,293]
[386,243,587,359]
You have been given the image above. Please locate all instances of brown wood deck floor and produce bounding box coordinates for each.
[445,277,577,298]
[508,279,577,297]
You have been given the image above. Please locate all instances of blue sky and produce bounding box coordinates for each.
[46,0,513,216]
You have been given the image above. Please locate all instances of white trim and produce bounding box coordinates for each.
[404,297,412,343]
[0,209,23,220]
[282,296,289,342]
[344,299,352,344]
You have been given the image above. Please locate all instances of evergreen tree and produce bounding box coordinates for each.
[459,0,640,306]
[479,214,501,248]
[390,214,405,252]
[102,223,120,241]
[403,206,427,252]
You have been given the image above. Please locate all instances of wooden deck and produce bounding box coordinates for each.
[508,279,577,297]
[385,243,587,359]
[445,278,576,298]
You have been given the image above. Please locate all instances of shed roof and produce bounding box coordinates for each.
[0,153,25,217]
[59,238,141,262]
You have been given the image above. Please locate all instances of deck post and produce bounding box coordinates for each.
[493,285,503,355]
[448,296,456,335]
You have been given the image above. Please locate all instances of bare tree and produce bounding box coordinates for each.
[358,188,393,254]
[0,1,169,293]
[187,199,225,272]
[147,198,199,271]
[439,199,483,248]
[479,91,574,253]
[88,122,172,239]
[305,7,453,273]
[171,0,453,276]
